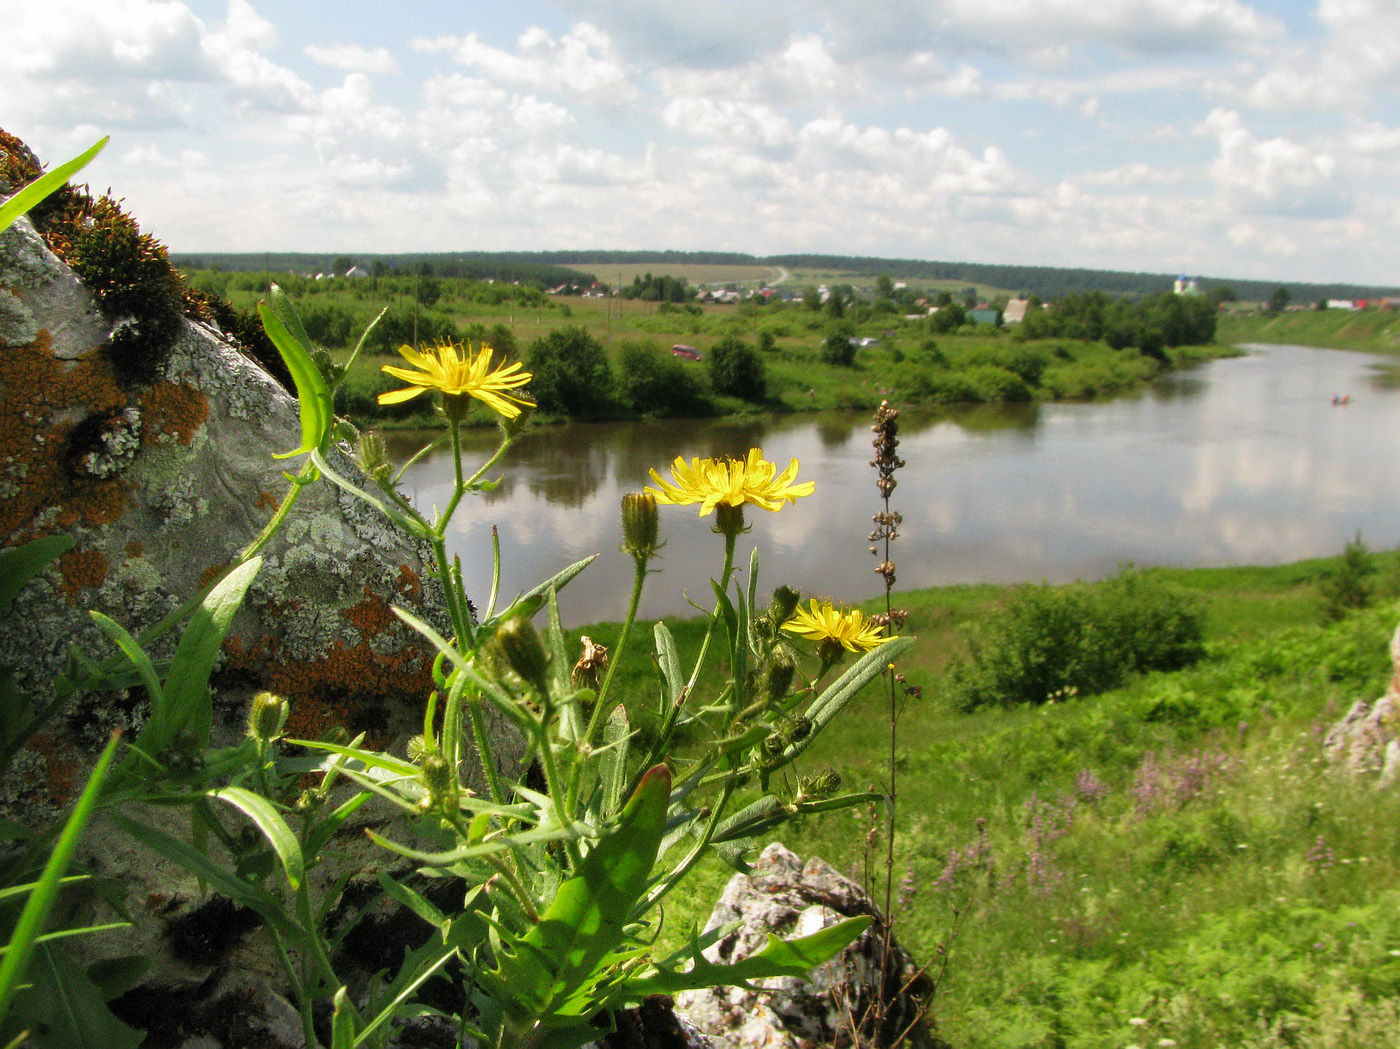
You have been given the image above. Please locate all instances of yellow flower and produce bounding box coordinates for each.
[782,599,891,653]
[378,340,534,419]
[645,448,815,517]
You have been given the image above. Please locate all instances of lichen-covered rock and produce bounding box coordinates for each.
[1323,620,1400,783]
[673,843,935,1049]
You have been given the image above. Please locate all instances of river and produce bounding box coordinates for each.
[384,344,1400,627]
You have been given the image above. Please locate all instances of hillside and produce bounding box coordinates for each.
[171,249,1400,305]
[1220,308,1400,356]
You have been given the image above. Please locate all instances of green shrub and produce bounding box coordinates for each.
[616,341,711,418]
[1319,532,1376,621]
[707,334,767,401]
[946,568,1205,710]
[526,325,617,417]
[964,364,1034,403]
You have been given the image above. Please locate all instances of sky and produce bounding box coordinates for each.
[4,0,1399,285]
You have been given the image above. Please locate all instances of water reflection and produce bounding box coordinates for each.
[383,345,1400,626]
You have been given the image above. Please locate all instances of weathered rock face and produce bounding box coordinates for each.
[674,843,935,1049]
[0,139,522,814]
[1323,620,1400,786]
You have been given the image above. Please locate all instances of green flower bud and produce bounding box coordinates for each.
[798,767,842,800]
[762,654,797,705]
[492,616,551,694]
[768,585,801,627]
[620,492,663,561]
[762,732,786,756]
[246,691,289,744]
[420,753,458,811]
[354,430,393,485]
[406,734,430,763]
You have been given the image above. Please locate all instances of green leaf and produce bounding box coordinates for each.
[621,914,873,1000]
[600,705,630,817]
[778,636,915,768]
[491,764,671,1022]
[654,622,682,707]
[209,786,305,891]
[1,943,143,1049]
[0,535,74,611]
[88,612,164,711]
[0,731,121,1024]
[330,986,357,1049]
[0,137,107,235]
[259,297,332,459]
[143,556,261,756]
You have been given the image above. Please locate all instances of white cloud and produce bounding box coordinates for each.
[1198,108,1351,218]
[1075,162,1185,188]
[304,43,399,75]
[662,98,793,148]
[414,23,636,102]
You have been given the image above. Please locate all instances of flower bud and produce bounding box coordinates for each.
[354,430,393,485]
[246,691,289,744]
[767,586,801,627]
[788,714,812,742]
[620,492,662,562]
[406,734,430,763]
[799,767,842,800]
[491,616,551,694]
[419,753,458,811]
[761,654,797,705]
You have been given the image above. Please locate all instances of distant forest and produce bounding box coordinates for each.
[171,249,1400,304]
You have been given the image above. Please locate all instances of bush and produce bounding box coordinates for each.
[946,568,1205,710]
[616,341,710,418]
[821,330,856,366]
[526,325,616,417]
[964,364,1034,403]
[707,335,767,401]
[1320,532,1376,621]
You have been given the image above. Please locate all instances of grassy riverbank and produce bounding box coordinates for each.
[568,550,1400,1047]
[1220,309,1400,356]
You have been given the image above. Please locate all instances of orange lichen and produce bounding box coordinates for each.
[27,730,80,805]
[56,547,109,604]
[342,587,395,639]
[139,380,208,446]
[200,562,230,589]
[395,564,423,602]
[254,490,280,512]
[0,333,130,538]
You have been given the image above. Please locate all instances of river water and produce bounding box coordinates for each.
[385,344,1400,627]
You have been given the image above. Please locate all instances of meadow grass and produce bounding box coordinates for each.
[568,548,1400,1047]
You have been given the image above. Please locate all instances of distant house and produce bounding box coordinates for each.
[1327,299,1358,310]
[1174,276,1200,295]
[1002,298,1032,324]
[344,265,370,278]
[671,344,701,361]
[970,308,1000,325]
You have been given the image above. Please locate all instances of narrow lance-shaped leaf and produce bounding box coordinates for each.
[209,786,305,891]
[0,136,107,234]
[258,300,332,460]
